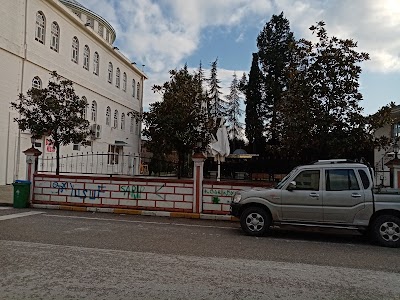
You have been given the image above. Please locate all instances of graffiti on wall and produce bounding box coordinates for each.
[203,188,235,204]
[52,182,105,200]
[203,188,235,197]
[120,185,145,199]
[119,183,166,200]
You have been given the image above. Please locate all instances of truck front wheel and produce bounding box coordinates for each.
[240,207,271,237]
[371,215,400,248]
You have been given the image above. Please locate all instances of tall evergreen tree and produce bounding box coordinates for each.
[257,12,295,145]
[197,61,210,120]
[225,72,244,149]
[243,53,266,154]
[280,21,393,162]
[207,58,226,119]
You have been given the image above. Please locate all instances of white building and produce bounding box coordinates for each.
[0,0,147,184]
[374,106,400,187]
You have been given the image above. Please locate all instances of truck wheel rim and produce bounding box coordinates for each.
[379,222,400,242]
[246,213,264,232]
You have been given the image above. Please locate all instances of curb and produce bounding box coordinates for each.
[31,204,239,221]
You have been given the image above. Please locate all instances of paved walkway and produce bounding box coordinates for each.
[0,185,13,206]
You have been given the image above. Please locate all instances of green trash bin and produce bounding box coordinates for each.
[12,180,31,208]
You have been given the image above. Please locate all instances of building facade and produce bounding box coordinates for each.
[374,106,400,187]
[0,0,146,185]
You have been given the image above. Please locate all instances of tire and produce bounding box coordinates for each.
[371,215,400,248]
[240,207,271,237]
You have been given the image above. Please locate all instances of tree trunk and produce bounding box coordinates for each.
[177,152,185,179]
[55,141,60,175]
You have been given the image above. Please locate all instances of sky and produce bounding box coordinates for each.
[81,0,400,115]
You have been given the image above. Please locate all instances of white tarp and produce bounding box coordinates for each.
[208,118,230,181]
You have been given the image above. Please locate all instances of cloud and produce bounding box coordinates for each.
[81,0,400,111]
[235,33,244,43]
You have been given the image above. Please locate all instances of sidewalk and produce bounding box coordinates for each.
[32,204,238,221]
[0,185,13,206]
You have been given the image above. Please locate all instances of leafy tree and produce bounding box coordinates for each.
[225,72,244,149]
[11,71,90,175]
[257,12,295,145]
[280,21,393,162]
[207,58,226,119]
[243,53,266,154]
[143,65,209,178]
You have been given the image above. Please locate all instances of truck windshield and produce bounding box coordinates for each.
[275,168,297,189]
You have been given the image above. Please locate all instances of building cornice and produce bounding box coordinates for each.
[45,0,147,79]
[58,0,116,43]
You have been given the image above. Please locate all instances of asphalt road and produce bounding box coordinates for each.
[0,207,399,300]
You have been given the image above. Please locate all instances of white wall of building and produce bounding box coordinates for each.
[0,0,146,185]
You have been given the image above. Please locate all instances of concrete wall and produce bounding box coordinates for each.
[202,182,253,214]
[32,174,272,215]
[33,174,195,213]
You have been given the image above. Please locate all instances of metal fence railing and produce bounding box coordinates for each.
[38,152,137,175]
[38,152,294,181]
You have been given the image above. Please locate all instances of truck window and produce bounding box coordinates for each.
[325,169,360,191]
[292,170,320,191]
[358,169,370,189]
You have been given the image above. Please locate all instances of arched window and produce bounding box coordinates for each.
[130,116,134,133]
[98,24,104,37]
[122,72,127,91]
[121,113,125,130]
[83,45,90,70]
[106,29,110,42]
[35,12,46,44]
[81,96,87,119]
[32,76,42,89]
[106,106,111,126]
[71,36,79,63]
[91,100,97,122]
[93,52,99,75]
[137,82,140,100]
[113,110,119,128]
[116,68,120,88]
[108,62,113,83]
[132,79,135,97]
[50,22,59,52]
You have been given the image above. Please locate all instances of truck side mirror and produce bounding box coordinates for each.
[287,181,296,191]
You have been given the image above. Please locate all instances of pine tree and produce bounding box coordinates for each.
[197,61,210,121]
[243,53,266,154]
[225,72,244,149]
[207,58,226,119]
[257,12,295,145]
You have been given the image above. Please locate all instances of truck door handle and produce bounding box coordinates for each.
[351,193,362,198]
[309,192,319,198]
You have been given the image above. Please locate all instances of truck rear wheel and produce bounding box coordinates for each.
[371,215,400,248]
[240,207,271,237]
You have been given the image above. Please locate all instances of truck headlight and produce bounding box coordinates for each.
[233,194,242,203]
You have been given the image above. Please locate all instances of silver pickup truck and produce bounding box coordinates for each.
[230,159,400,247]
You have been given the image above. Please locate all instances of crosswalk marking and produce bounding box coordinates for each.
[0,211,44,221]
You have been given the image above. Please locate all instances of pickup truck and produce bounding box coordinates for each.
[230,159,400,247]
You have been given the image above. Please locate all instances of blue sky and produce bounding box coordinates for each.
[82,0,400,115]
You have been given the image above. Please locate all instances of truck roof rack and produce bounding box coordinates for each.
[311,159,356,165]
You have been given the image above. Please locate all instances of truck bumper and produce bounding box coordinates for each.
[230,203,242,218]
